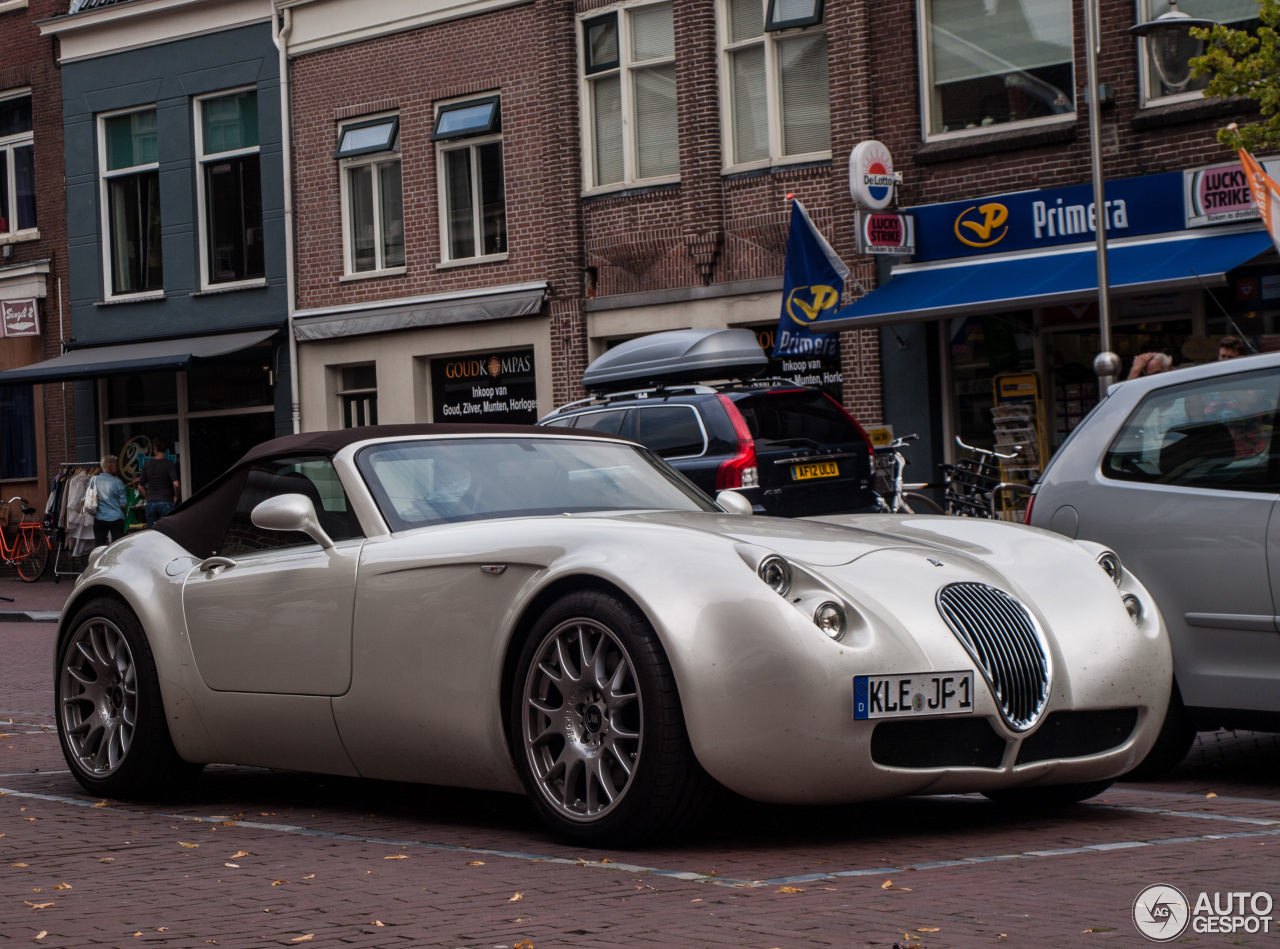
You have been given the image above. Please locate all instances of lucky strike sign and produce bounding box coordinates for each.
[1185,157,1280,228]
[856,210,915,255]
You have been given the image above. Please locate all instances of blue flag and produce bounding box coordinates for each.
[772,199,851,359]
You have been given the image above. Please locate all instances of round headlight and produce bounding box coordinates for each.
[814,602,847,641]
[757,556,791,596]
[1123,593,1143,625]
[1097,551,1122,585]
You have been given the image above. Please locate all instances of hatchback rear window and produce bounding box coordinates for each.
[733,391,864,448]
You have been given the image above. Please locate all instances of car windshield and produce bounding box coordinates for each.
[356,436,719,530]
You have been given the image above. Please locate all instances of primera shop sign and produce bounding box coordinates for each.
[431,348,538,424]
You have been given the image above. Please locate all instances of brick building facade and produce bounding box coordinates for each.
[0,0,70,514]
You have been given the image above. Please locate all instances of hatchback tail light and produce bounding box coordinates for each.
[716,394,758,490]
[1023,487,1037,525]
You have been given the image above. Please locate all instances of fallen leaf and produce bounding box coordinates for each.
[776,886,805,894]
[224,863,240,869]
[466,861,485,866]
[882,879,893,889]
[91,801,108,808]
[99,858,114,863]
[259,813,275,817]
[1206,792,1218,799]
[302,874,315,880]
[231,851,249,859]
[271,879,288,886]
[509,893,524,902]
[35,932,46,941]
[918,927,941,933]
[133,933,142,938]
[25,902,55,910]
[11,863,28,868]
[218,821,236,826]
[892,887,913,892]
[24,818,35,821]
[157,928,168,933]
[372,920,385,927]
[385,854,408,860]
[815,859,832,864]
[515,941,534,949]
[600,857,615,863]
[691,899,702,903]
[999,935,1008,940]
[207,941,218,945]
[53,883,71,891]
[289,937,314,944]
[1081,927,1115,933]
[178,842,199,849]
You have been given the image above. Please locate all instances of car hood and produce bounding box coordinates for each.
[617,510,1012,567]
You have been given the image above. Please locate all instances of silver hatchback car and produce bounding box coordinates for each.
[1030,350,1280,775]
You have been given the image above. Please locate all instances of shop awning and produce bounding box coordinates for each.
[0,328,278,385]
[815,228,1276,331]
[292,281,547,341]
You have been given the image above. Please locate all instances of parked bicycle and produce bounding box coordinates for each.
[941,438,1032,520]
[1,496,50,582]
[873,434,944,514]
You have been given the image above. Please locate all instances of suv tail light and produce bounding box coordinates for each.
[716,394,758,490]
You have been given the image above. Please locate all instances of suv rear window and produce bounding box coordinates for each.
[733,391,864,448]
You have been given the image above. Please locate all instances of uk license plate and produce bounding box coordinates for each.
[853,670,975,720]
[791,460,839,481]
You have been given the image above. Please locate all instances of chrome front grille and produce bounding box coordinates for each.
[936,582,1049,731]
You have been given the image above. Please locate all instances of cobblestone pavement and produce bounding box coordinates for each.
[3,598,1279,948]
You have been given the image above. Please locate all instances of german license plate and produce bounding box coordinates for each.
[853,671,975,720]
[791,461,839,481]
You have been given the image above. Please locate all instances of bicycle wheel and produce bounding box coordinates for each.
[16,528,49,582]
[901,491,944,515]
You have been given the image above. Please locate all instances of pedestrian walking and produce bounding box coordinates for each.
[141,437,181,528]
[92,455,128,547]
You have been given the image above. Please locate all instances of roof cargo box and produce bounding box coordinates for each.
[582,328,768,393]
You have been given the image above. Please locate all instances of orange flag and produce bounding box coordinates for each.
[1239,148,1280,254]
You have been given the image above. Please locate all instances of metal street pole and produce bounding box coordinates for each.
[1085,0,1120,388]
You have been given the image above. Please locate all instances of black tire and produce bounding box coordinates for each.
[16,530,49,582]
[901,492,944,515]
[1124,681,1197,780]
[56,597,202,798]
[983,779,1113,808]
[510,590,716,845]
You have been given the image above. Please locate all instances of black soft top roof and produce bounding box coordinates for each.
[154,422,601,557]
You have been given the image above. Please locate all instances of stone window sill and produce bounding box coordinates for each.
[915,122,1077,165]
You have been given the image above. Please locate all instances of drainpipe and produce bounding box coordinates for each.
[273,5,301,433]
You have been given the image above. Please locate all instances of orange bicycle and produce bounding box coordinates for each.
[2,496,50,582]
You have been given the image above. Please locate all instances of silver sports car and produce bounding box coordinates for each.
[56,424,1170,844]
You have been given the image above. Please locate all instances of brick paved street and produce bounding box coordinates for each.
[2,579,1279,948]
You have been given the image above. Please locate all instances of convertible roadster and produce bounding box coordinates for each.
[56,424,1171,844]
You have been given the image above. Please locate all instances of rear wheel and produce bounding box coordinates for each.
[16,529,49,582]
[511,590,715,845]
[901,491,944,515]
[983,780,1113,807]
[56,597,202,797]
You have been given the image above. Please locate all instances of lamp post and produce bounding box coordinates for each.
[1085,1,1213,390]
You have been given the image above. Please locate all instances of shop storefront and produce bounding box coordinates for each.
[818,157,1280,480]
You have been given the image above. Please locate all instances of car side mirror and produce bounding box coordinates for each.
[716,489,753,516]
[251,493,335,549]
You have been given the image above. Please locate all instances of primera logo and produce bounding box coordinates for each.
[954,203,1009,248]
[786,285,840,327]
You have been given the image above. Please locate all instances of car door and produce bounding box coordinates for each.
[182,456,364,696]
[1082,367,1280,713]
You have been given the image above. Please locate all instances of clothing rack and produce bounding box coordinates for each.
[49,462,98,581]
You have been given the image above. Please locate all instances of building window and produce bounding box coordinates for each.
[918,0,1074,138]
[100,108,163,297]
[0,92,36,238]
[338,364,378,428]
[0,385,36,479]
[1138,0,1259,105]
[581,3,679,189]
[720,0,829,168]
[434,97,506,261]
[337,115,404,275]
[196,89,264,287]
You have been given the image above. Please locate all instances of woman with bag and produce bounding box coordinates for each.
[90,454,128,548]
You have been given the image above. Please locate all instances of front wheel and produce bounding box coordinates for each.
[510,590,715,845]
[16,529,49,582]
[983,780,1113,808]
[56,597,202,798]
[901,491,944,515]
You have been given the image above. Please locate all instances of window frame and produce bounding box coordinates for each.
[577,0,681,194]
[716,0,832,173]
[434,94,508,266]
[0,88,36,242]
[193,86,265,291]
[97,104,164,302]
[914,0,1076,143]
[337,111,405,278]
[336,363,379,429]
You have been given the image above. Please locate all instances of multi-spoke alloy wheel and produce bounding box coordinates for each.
[522,617,642,823]
[510,591,716,845]
[55,598,201,798]
[60,615,137,777]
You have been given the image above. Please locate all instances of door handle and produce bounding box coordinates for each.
[197,556,237,575]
